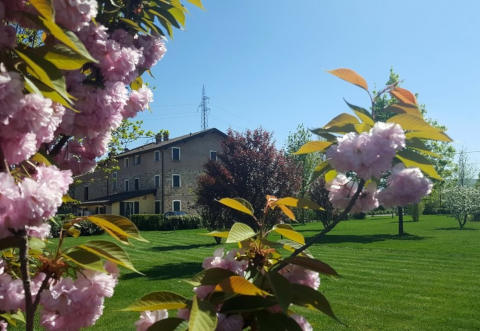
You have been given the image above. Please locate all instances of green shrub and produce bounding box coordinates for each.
[49,214,104,238]
[352,212,366,220]
[130,214,203,231]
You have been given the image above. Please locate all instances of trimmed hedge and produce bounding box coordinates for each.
[130,214,203,231]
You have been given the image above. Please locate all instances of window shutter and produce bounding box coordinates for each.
[134,201,139,214]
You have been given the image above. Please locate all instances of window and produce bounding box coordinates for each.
[134,178,139,191]
[83,186,89,201]
[124,179,129,192]
[154,150,160,161]
[95,206,106,214]
[172,174,181,188]
[155,200,161,214]
[172,147,180,161]
[120,201,139,217]
[124,158,129,168]
[135,155,141,165]
[154,175,160,188]
[112,172,117,191]
[172,200,181,212]
[210,150,217,161]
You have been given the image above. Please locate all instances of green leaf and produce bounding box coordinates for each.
[191,268,237,286]
[43,44,90,70]
[148,318,188,331]
[274,197,324,210]
[384,103,423,118]
[186,0,204,9]
[86,214,147,244]
[120,18,148,33]
[122,291,188,311]
[31,152,52,166]
[344,99,374,126]
[189,296,217,331]
[30,0,55,20]
[267,271,291,312]
[226,222,256,243]
[405,129,452,142]
[220,295,277,313]
[24,76,42,95]
[286,256,338,276]
[255,311,303,331]
[310,128,338,141]
[77,240,141,274]
[290,283,339,321]
[294,141,332,155]
[218,197,254,217]
[396,149,442,180]
[278,239,313,257]
[406,139,442,158]
[387,113,434,131]
[215,276,270,296]
[15,49,72,103]
[324,113,360,130]
[168,7,186,27]
[26,76,76,111]
[29,237,46,251]
[62,247,106,272]
[313,160,331,174]
[272,225,305,245]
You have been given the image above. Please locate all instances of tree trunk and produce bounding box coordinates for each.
[459,214,467,229]
[398,206,404,236]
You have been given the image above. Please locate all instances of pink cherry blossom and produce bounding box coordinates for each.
[202,248,248,275]
[135,310,168,331]
[122,86,154,118]
[26,223,51,239]
[54,0,97,31]
[378,165,433,207]
[135,35,166,70]
[0,63,23,125]
[279,264,320,290]
[326,174,379,213]
[177,308,190,320]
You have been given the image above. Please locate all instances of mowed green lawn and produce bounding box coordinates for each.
[56,215,480,330]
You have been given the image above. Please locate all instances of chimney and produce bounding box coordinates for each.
[155,133,162,144]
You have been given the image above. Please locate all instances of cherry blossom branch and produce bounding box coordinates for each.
[18,234,34,331]
[48,135,70,157]
[273,179,365,272]
[32,273,52,317]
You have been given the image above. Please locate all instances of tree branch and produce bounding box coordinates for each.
[48,135,70,157]
[18,234,34,331]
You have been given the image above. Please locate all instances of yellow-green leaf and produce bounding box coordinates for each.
[31,152,52,166]
[187,0,204,9]
[328,68,368,91]
[274,197,324,210]
[86,214,147,244]
[226,222,256,243]
[324,113,360,130]
[286,256,338,276]
[396,149,442,180]
[189,296,217,331]
[202,231,229,238]
[122,291,188,311]
[324,169,337,183]
[294,141,332,155]
[273,225,305,245]
[214,276,269,296]
[62,194,79,203]
[278,205,296,221]
[30,0,54,20]
[387,113,434,131]
[130,76,143,91]
[344,100,374,126]
[77,240,141,274]
[384,103,423,118]
[405,129,452,142]
[43,44,90,70]
[218,198,254,217]
[62,248,106,273]
[313,161,331,174]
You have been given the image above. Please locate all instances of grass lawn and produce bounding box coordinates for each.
[48,215,480,330]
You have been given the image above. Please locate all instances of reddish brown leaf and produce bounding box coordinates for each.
[390,87,417,105]
[328,68,368,91]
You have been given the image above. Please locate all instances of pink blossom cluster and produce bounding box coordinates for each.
[54,0,98,32]
[40,263,119,331]
[326,174,379,213]
[0,165,72,239]
[194,248,248,299]
[279,263,320,290]
[0,259,46,313]
[326,122,406,180]
[135,310,168,331]
[292,314,314,331]
[378,164,433,208]
[0,65,66,165]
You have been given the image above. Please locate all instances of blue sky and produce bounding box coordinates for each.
[136,0,480,169]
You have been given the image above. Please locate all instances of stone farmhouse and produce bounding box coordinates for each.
[70,128,226,217]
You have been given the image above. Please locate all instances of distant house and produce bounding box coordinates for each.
[71,128,226,217]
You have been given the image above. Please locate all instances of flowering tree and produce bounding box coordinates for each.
[124,69,450,330]
[444,186,480,229]
[0,0,199,330]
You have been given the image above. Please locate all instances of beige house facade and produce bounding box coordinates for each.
[71,128,226,217]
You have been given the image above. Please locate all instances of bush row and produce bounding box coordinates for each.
[130,214,203,231]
